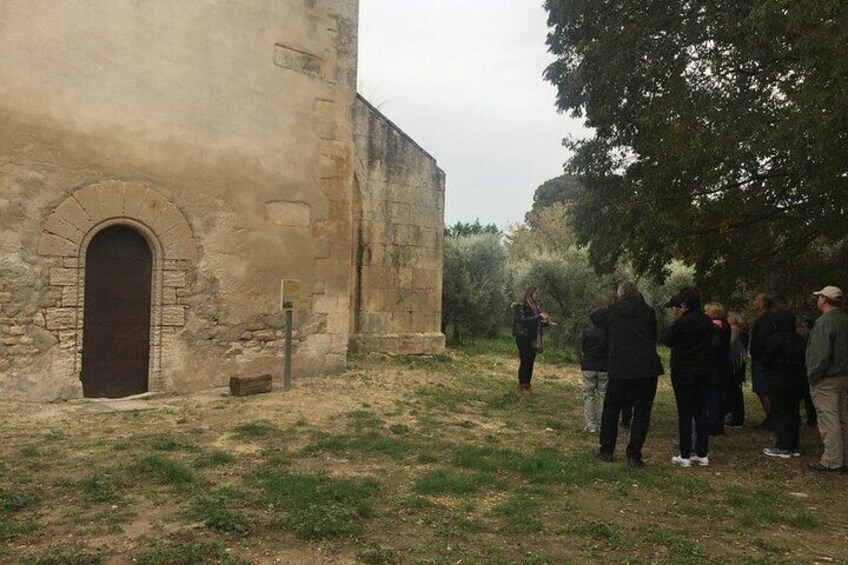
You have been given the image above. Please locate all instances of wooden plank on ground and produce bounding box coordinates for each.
[229,374,273,397]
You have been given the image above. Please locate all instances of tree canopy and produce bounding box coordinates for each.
[445,219,502,238]
[527,174,584,216]
[544,0,848,301]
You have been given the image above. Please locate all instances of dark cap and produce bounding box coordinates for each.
[664,287,701,310]
[663,293,683,308]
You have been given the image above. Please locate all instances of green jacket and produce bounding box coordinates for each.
[806,308,848,385]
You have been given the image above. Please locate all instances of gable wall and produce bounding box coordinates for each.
[0,0,359,400]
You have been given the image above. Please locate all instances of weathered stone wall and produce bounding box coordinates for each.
[0,0,359,400]
[351,96,446,354]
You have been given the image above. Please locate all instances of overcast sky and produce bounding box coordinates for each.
[357,0,587,229]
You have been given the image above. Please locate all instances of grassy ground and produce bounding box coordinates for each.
[0,338,845,564]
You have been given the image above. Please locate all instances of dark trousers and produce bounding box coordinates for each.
[671,376,709,458]
[515,336,536,385]
[706,380,724,435]
[599,376,658,461]
[772,384,802,451]
[723,365,746,426]
[621,404,633,427]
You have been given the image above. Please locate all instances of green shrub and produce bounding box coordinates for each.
[442,233,509,344]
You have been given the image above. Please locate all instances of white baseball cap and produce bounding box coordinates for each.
[813,286,843,300]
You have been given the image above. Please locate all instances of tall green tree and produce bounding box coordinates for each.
[528,174,584,216]
[445,219,501,238]
[544,1,848,300]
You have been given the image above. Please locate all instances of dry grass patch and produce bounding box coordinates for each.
[0,339,842,564]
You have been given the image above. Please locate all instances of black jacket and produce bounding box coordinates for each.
[663,310,713,380]
[710,318,733,384]
[750,309,780,360]
[598,295,663,380]
[580,326,608,372]
[762,311,806,391]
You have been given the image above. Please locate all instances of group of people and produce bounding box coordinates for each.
[512,282,848,472]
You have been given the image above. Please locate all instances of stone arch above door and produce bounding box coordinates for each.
[36,181,196,396]
[38,181,196,262]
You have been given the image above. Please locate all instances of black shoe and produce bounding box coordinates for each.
[596,451,614,463]
[808,462,841,473]
[628,457,645,468]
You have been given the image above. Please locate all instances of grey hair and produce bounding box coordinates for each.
[616,280,640,301]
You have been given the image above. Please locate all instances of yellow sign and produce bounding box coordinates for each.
[280,279,302,310]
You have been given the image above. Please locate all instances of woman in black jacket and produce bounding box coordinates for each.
[512,286,549,394]
[725,312,749,427]
[664,288,714,468]
[705,302,733,436]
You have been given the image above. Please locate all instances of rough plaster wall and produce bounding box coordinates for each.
[351,96,446,354]
[0,0,359,400]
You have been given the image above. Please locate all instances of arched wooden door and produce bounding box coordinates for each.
[82,225,152,398]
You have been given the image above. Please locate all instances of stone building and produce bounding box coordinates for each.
[0,0,445,401]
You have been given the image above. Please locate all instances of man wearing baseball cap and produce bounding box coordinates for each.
[806,285,848,473]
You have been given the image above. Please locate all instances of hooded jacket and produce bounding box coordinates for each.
[662,309,713,380]
[750,309,780,361]
[762,310,806,390]
[580,309,609,372]
[599,295,663,380]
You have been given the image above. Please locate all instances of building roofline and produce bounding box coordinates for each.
[355,93,442,170]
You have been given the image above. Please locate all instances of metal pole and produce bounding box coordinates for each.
[283,301,293,390]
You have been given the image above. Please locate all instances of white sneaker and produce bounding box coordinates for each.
[763,447,791,459]
[584,426,598,433]
[671,455,691,467]
[690,454,710,466]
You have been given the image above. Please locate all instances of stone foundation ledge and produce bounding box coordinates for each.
[349,332,445,355]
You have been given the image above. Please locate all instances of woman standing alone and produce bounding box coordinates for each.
[512,286,550,394]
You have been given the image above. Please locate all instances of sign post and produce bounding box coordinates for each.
[279,279,301,391]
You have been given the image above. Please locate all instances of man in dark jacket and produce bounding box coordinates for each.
[597,281,664,467]
[761,310,806,459]
[664,288,714,467]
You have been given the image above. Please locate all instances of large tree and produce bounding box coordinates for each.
[544,1,848,301]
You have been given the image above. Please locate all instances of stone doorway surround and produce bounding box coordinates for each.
[37,181,196,396]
